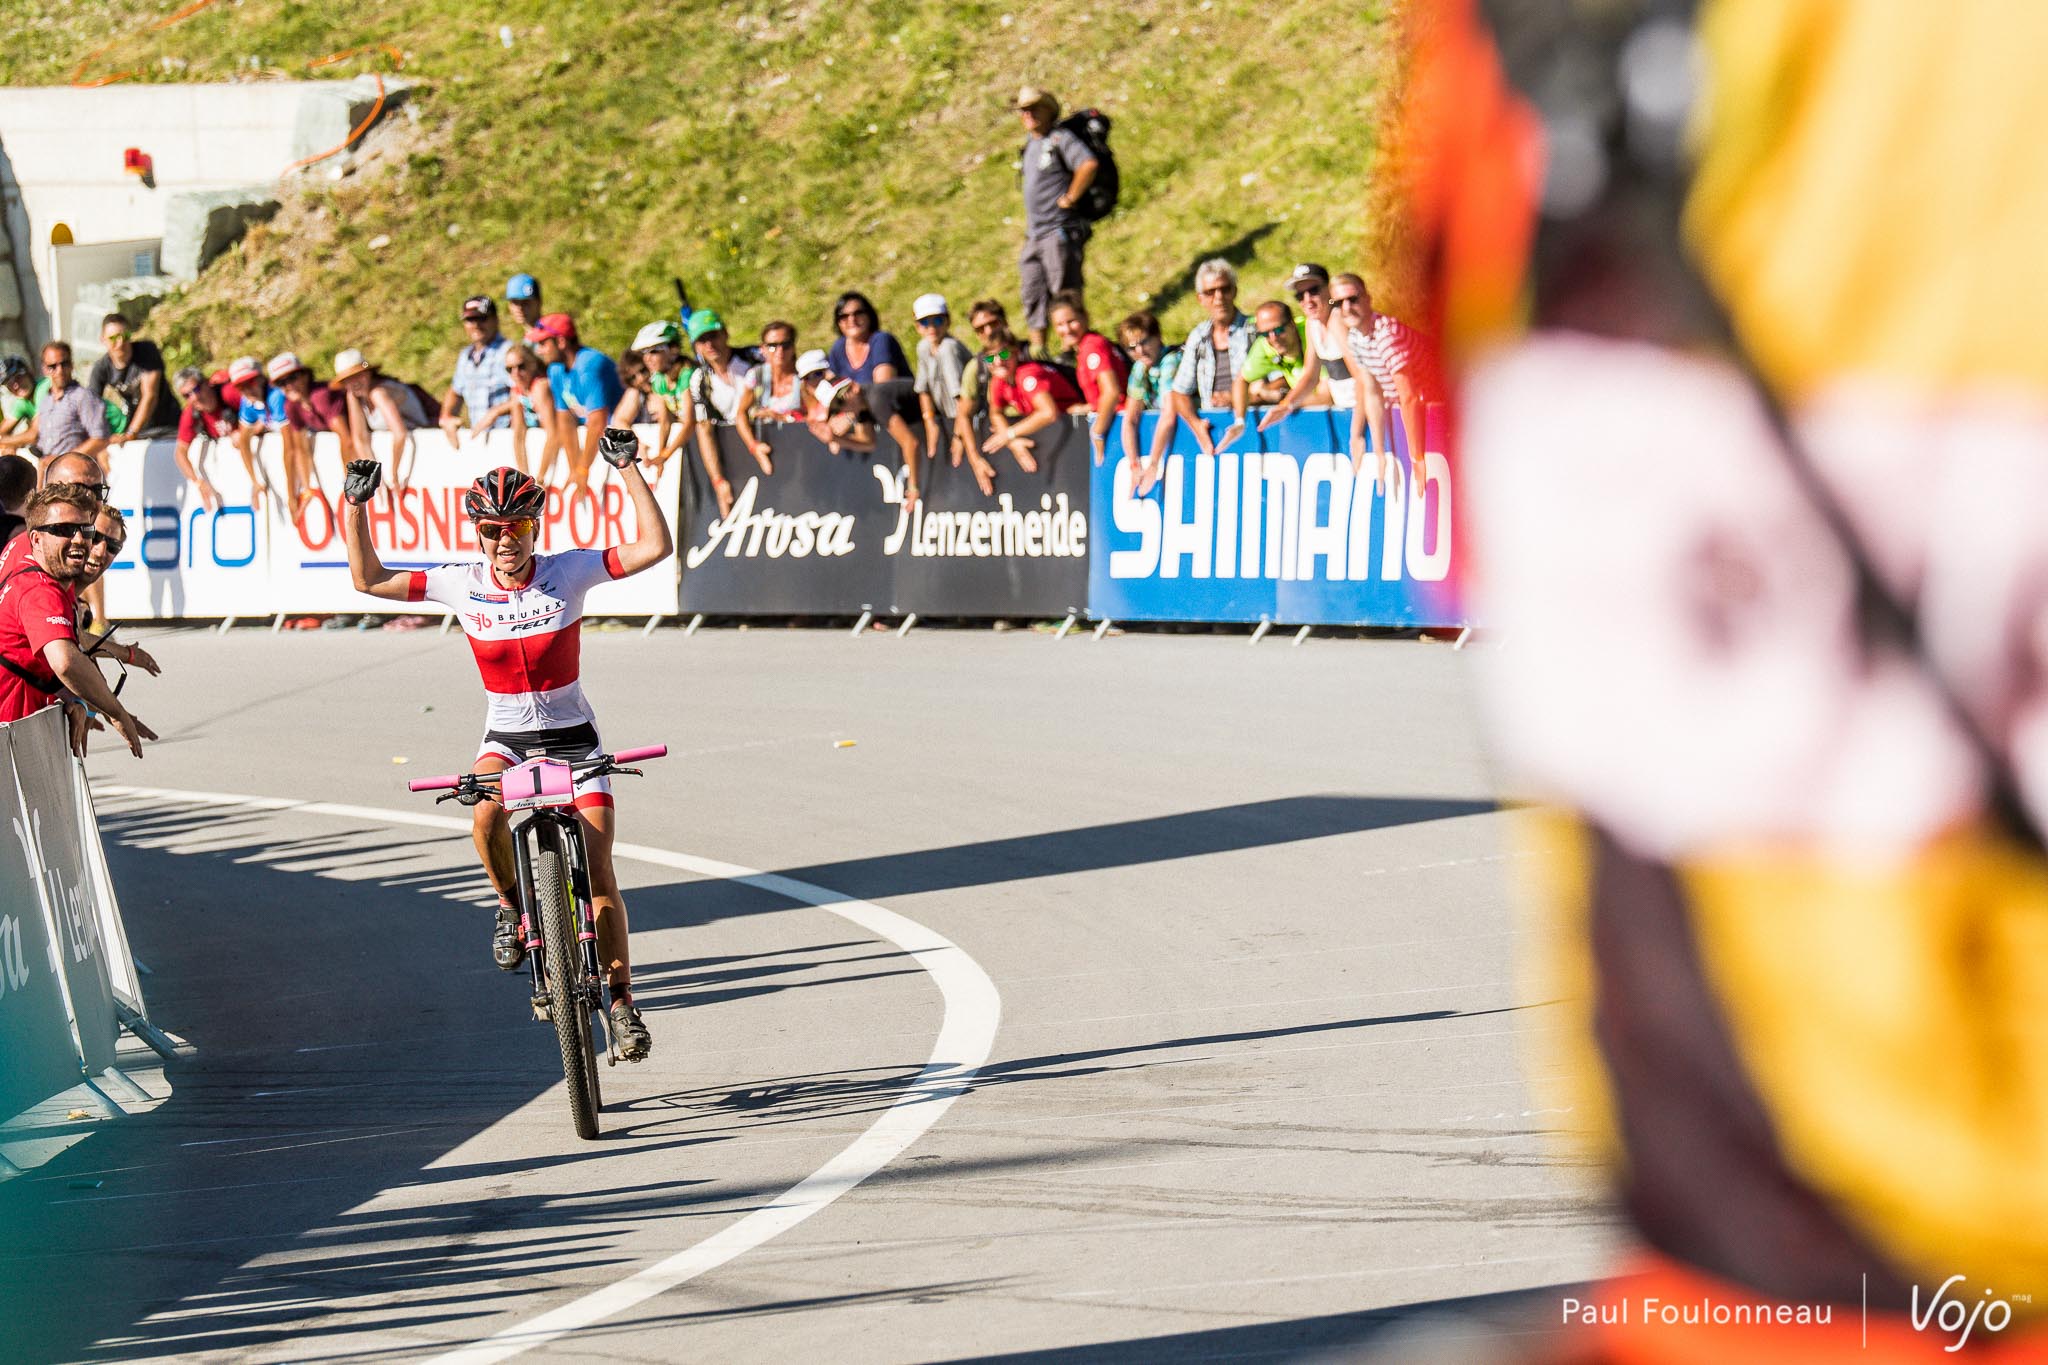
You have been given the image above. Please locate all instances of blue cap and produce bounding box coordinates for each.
[506,273,539,301]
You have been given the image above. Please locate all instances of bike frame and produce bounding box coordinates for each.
[510,805,601,1031]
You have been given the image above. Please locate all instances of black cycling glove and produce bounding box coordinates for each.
[598,427,640,469]
[342,459,384,505]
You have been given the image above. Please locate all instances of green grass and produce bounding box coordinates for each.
[1,0,1409,383]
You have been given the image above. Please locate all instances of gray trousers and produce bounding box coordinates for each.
[1018,230,1086,329]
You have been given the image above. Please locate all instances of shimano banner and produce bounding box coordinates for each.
[679,420,1089,618]
[1089,406,1464,627]
[0,720,86,1121]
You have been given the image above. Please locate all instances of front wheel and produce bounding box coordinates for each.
[535,831,601,1140]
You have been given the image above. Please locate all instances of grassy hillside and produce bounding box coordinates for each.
[1,0,1410,383]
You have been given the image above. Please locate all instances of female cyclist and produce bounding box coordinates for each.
[339,430,672,1059]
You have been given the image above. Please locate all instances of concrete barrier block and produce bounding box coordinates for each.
[161,187,279,279]
[290,75,413,169]
[71,275,175,355]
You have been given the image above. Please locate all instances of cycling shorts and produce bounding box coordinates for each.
[478,721,612,810]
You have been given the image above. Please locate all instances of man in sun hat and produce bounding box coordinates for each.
[1014,84,1098,356]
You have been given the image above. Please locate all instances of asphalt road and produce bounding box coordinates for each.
[0,625,1622,1363]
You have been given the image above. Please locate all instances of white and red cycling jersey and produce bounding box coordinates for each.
[406,548,625,732]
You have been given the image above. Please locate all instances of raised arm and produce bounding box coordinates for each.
[46,640,153,757]
[597,428,673,575]
[340,460,414,599]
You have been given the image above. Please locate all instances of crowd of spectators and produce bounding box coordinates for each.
[0,86,1437,521]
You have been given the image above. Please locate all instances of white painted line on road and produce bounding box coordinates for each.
[94,783,1002,1365]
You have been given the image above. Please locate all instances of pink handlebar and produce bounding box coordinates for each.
[407,774,463,792]
[612,745,668,764]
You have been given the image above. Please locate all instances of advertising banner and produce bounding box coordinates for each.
[1088,406,1464,627]
[678,419,1091,618]
[7,707,116,1073]
[0,720,87,1120]
[100,427,683,620]
[70,759,144,1016]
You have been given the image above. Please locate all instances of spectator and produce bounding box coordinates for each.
[819,374,925,507]
[506,273,544,332]
[688,310,771,474]
[1333,273,1439,491]
[1117,310,1182,481]
[1236,300,1307,409]
[0,452,32,546]
[490,343,559,478]
[73,503,158,702]
[826,291,908,384]
[525,313,620,491]
[30,342,111,463]
[1260,264,1383,467]
[227,355,309,515]
[1048,290,1130,463]
[171,367,241,511]
[1164,257,1254,457]
[1014,86,1099,357]
[910,293,973,466]
[271,354,344,431]
[629,321,698,472]
[951,299,1031,491]
[0,483,151,753]
[794,348,832,422]
[88,314,179,446]
[978,346,1083,468]
[613,348,654,427]
[333,348,432,494]
[441,295,511,444]
[0,357,34,450]
[753,320,807,422]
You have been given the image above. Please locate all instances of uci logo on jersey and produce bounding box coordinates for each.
[469,591,510,603]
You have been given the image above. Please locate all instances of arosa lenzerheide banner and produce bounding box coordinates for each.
[100,428,683,620]
[1089,406,1464,627]
[679,419,1089,618]
[7,706,117,1073]
[0,716,89,1118]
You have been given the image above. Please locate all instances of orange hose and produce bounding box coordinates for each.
[276,73,387,178]
[69,0,223,87]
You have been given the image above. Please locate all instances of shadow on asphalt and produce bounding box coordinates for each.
[0,790,1498,1360]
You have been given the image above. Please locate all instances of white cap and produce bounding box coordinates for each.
[912,293,948,321]
[795,349,829,376]
[227,355,260,383]
[631,320,679,351]
[266,351,303,382]
[814,378,851,407]
[331,347,369,381]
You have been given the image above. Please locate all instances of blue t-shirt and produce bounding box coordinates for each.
[237,387,289,428]
[547,360,569,410]
[563,346,623,419]
[827,330,911,385]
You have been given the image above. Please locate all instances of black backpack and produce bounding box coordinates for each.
[1027,109,1119,223]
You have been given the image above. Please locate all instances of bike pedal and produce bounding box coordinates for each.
[530,994,552,1022]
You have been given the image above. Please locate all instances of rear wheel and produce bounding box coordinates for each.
[535,831,600,1140]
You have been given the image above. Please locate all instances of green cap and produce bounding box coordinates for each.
[686,309,725,342]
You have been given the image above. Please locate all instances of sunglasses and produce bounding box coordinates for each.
[762,339,794,350]
[836,310,866,322]
[1295,282,1328,295]
[979,349,1012,367]
[177,387,202,401]
[476,518,538,542]
[971,318,1003,333]
[1331,293,1365,307]
[33,521,100,541]
[1257,325,1292,341]
[44,360,71,371]
[916,315,947,327]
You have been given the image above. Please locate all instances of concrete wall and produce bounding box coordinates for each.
[0,82,321,351]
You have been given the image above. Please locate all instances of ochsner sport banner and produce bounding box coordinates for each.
[271,428,682,616]
[1089,405,1464,626]
[99,428,682,619]
[678,418,1089,618]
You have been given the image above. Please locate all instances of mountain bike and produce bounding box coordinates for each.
[408,743,667,1139]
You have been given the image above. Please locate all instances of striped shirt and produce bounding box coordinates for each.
[1350,313,1439,404]
[1170,312,1253,406]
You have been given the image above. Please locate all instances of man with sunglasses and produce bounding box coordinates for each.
[1334,273,1437,495]
[1236,301,1308,410]
[0,482,154,754]
[25,342,110,463]
[338,433,672,1061]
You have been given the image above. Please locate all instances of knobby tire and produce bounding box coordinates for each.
[535,833,601,1140]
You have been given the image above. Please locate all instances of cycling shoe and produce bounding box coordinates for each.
[610,999,651,1062]
[492,905,526,971]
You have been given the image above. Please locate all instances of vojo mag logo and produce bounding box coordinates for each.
[1911,1275,2028,1352]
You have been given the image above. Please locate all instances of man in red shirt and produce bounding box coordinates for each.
[979,347,1084,470]
[0,483,152,754]
[1047,289,1129,463]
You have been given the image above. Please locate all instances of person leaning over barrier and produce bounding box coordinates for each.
[818,376,925,508]
[688,311,772,476]
[1048,290,1129,464]
[1235,300,1307,410]
[909,294,973,467]
[41,450,112,630]
[1118,310,1180,484]
[67,503,158,756]
[171,367,241,513]
[752,320,808,424]
[0,482,152,754]
[978,346,1084,469]
[1258,264,1387,483]
[1163,257,1254,459]
[950,300,1030,493]
[630,321,698,475]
